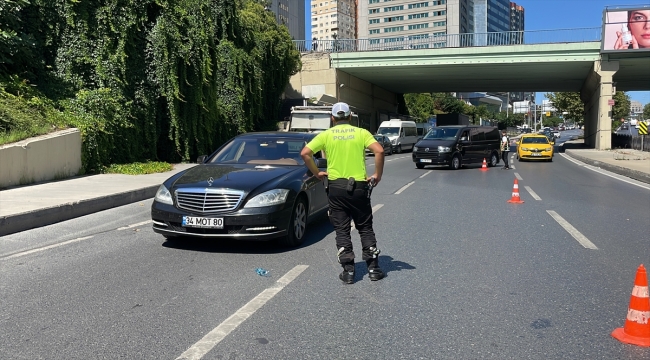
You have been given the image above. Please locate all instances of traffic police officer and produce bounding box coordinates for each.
[300,102,386,284]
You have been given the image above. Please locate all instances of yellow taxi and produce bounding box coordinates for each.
[516,134,554,162]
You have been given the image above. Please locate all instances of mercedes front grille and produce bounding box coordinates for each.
[175,188,244,213]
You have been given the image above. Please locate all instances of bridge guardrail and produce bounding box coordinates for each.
[295,27,602,53]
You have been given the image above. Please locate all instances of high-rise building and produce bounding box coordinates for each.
[310,0,356,41]
[267,0,305,40]
[510,2,524,44]
[358,0,473,49]
[472,0,511,45]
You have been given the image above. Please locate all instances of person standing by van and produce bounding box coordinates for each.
[300,102,386,284]
[501,130,511,169]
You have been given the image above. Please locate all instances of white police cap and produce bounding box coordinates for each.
[331,102,351,119]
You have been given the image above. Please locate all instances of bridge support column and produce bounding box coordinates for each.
[581,60,618,149]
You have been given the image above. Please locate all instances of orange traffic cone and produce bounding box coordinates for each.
[611,264,650,347]
[507,178,524,204]
[480,158,488,171]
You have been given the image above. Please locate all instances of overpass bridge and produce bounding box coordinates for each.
[288,28,650,150]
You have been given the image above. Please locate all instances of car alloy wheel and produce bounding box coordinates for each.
[279,196,308,248]
[489,153,498,167]
[450,155,461,170]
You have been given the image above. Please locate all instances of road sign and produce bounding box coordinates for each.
[546,112,551,117]
[608,99,615,106]
[639,121,648,135]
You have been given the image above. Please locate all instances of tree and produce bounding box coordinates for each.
[612,91,630,122]
[432,92,466,114]
[5,0,301,172]
[644,103,650,120]
[403,93,434,122]
[545,92,584,124]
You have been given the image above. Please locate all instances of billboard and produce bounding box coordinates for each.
[601,8,650,52]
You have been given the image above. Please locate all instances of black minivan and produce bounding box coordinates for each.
[412,126,501,170]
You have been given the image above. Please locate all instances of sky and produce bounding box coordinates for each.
[303,0,650,106]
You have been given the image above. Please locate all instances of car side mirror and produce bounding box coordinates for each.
[315,158,327,168]
[197,155,207,164]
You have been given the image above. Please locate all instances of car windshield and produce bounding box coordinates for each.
[521,137,549,144]
[423,128,459,140]
[209,137,306,166]
[377,127,399,136]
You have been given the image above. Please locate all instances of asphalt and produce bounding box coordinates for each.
[1,141,648,237]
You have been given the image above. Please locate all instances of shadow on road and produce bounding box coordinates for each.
[355,254,416,278]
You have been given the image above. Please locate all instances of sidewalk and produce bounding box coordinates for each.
[1,144,649,237]
[0,163,195,236]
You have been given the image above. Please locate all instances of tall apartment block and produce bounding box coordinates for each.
[310,0,357,41]
[267,0,305,40]
[510,2,524,43]
[358,0,474,49]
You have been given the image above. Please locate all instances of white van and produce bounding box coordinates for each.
[377,120,418,153]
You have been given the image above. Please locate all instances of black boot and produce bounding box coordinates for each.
[339,269,355,284]
[365,247,385,281]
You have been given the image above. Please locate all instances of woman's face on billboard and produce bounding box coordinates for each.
[629,10,650,48]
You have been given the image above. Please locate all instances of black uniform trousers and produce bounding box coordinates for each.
[327,179,377,271]
[501,150,509,168]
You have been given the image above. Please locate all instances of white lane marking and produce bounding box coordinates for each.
[419,170,433,179]
[524,186,542,201]
[351,204,384,230]
[176,265,309,360]
[117,220,152,230]
[514,172,523,181]
[510,166,516,169]
[2,236,94,260]
[546,210,598,250]
[394,181,415,195]
[559,153,650,191]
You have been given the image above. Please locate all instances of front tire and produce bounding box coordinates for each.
[279,196,307,247]
[449,154,461,170]
[488,152,499,167]
[416,163,425,169]
[396,145,402,154]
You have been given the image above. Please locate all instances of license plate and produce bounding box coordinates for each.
[532,153,541,157]
[182,216,224,228]
[420,159,432,163]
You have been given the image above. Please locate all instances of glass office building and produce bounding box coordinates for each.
[267,0,305,41]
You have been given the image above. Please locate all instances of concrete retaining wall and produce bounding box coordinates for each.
[286,53,399,133]
[0,129,82,189]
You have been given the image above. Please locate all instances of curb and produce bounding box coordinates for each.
[564,149,650,184]
[0,185,158,237]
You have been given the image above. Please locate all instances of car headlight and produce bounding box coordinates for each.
[545,147,552,152]
[244,189,290,208]
[413,146,419,151]
[438,146,451,153]
[521,147,529,151]
[154,185,173,205]
[391,139,396,145]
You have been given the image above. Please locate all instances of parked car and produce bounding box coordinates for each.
[516,134,554,162]
[412,126,501,170]
[151,132,329,247]
[366,135,393,155]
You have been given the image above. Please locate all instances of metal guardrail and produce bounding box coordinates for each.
[294,27,602,53]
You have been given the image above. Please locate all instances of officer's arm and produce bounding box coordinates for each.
[300,147,321,177]
[367,142,384,184]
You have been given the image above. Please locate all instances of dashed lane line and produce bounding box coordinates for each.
[546,210,598,250]
[176,265,309,360]
[394,181,415,195]
[524,186,542,201]
[117,220,152,230]
[1,236,94,260]
[514,172,523,181]
[419,170,433,178]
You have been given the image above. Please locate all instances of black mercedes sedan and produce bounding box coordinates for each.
[151,132,329,247]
